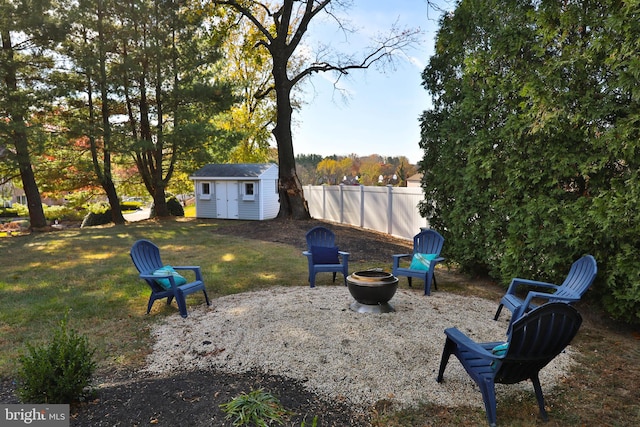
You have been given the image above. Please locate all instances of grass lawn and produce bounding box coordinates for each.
[1,218,639,426]
[0,218,315,375]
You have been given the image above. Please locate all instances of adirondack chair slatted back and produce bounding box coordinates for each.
[131,240,166,292]
[413,230,444,255]
[554,255,598,299]
[131,240,163,273]
[303,226,349,287]
[306,226,336,249]
[496,303,582,384]
[392,229,445,296]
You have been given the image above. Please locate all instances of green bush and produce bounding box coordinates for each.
[0,204,28,218]
[81,202,112,227]
[0,208,19,218]
[220,388,290,427]
[17,315,96,404]
[44,205,86,222]
[120,201,143,212]
[167,197,184,216]
[150,196,184,217]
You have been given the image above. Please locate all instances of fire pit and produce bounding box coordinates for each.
[347,269,399,313]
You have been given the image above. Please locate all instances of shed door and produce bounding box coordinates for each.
[216,181,239,219]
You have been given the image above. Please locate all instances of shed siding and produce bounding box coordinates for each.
[195,180,217,218]
[261,178,279,219]
[238,202,260,219]
[190,163,279,220]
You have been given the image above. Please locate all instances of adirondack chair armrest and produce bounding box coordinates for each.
[392,253,411,269]
[522,290,578,307]
[139,272,158,281]
[506,277,559,294]
[338,251,350,262]
[393,253,411,259]
[173,265,203,281]
[444,328,503,361]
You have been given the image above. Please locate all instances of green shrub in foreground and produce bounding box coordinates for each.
[220,388,290,427]
[17,314,96,404]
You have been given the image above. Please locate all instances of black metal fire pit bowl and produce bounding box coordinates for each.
[347,269,399,313]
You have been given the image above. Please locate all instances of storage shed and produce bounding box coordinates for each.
[190,163,280,220]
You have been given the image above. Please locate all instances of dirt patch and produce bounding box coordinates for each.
[70,368,368,426]
[213,217,414,265]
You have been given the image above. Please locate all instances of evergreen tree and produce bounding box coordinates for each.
[0,0,67,228]
[420,0,640,322]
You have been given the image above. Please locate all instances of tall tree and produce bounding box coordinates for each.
[59,0,126,223]
[112,0,236,217]
[213,0,420,219]
[0,0,65,229]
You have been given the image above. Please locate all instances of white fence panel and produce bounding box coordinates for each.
[323,186,341,223]
[342,185,362,226]
[306,184,323,219]
[389,187,429,239]
[362,186,390,234]
[303,185,429,241]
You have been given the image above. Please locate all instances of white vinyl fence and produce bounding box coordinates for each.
[303,185,429,241]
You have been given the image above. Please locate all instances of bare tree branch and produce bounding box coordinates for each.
[214,1,274,44]
[291,23,422,87]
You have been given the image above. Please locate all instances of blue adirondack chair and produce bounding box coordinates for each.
[392,229,445,295]
[437,302,583,427]
[494,255,597,323]
[130,239,211,318]
[303,226,350,288]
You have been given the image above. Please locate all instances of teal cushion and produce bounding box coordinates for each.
[491,342,509,369]
[153,265,187,290]
[491,342,509,356]
[311,246,340,264]
[409,253,438,271]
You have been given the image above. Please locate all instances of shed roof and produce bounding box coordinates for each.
[191,163,276,179]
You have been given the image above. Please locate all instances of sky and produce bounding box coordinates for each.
[291,0,449,165]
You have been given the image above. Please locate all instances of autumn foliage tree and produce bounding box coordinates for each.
[213,0,421,219]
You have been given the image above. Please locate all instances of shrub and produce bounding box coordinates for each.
[17,314,96,404]
[167,197,184,216]
[44,205,86,222]
[81,202,112,227]
[0,204,28,218]
[120,201,143,212]
[150,196,184,217]
[0,208,19,218]
[220,388,290,427]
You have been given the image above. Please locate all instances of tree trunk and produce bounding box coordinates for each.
[1,30,47,229]
[96,6,125,225]
[272,57,310,220]
[15,135,47,229]
[153,185,169,217]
